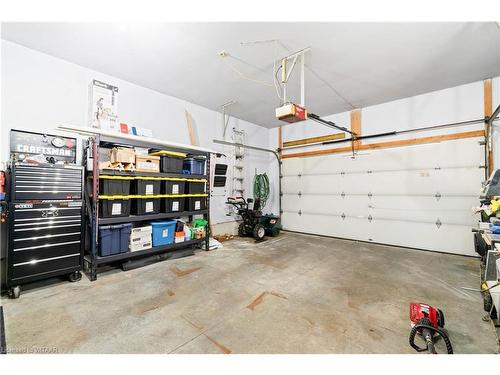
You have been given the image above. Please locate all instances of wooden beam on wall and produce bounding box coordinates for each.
[281,130,485,159]
[278,126,283,157]
[484,79,494,173]
[350,109,362,150]
[282,132,345,148]
[185,110,198,146]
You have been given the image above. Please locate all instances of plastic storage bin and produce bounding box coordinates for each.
[161,197,185,213]
[100,177,131,195]
[151,151,186,173]
[163,180,185,195]
[132,179,161,195]
[132,198,160,215]
[151,220,177,246]
[183,156,206,175]
[185,180,206,194]
[99,198,131,218]
[98,223,132,256]
[185,196,207,211]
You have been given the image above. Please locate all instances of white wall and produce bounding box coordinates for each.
[1,40,275,227]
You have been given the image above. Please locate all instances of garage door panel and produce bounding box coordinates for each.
[368,168,483,195]
[283,213,373,241]
[281,137,484,255]
[368,220,475,255]
[295,195,370,217]
[282,194,302,211]
[368,196,477,225]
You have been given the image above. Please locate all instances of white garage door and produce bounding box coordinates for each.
[281,137,485,256]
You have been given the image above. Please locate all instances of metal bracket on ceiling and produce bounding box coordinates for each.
[279,47,310,106]
[341,213,346,220]
[341,192,346,199]
[368,192,373,199]
[298,191,302,197]
[368,215,373,223]
[298,210,302,216]
[435,192,441,201]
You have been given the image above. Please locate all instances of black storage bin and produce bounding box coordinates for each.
[185,180,206,194]
[185,196,207,211]
[132,179,161,195]
[98,224,132,256]
[100,177,131,196]
[99,198,131,218]
[132,198,161,215]
[161,197,185,213]
[163,180,185,195]
[160,155,184,173]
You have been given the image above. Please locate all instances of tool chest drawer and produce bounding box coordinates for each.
[11,240,82,264]
[10,253,81,281]
[11,163,83,201]
[11,202,82,239]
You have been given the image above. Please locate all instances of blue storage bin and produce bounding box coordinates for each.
[490,224,500,234]
[183,156,206,175]
[151,220,177,246]
[99,223,132,256]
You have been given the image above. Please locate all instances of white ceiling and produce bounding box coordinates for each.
[2,22,499,128]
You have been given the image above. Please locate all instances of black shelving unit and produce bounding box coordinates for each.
[99,210,208,225]
[84,134,211,281]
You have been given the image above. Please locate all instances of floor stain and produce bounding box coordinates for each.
[246,291,288,311]
[170,265,202,277]
[181,315,204,330]
[205,334,232,354]
[367,328,384,341]
[136,290,175,315]
[302,316,315,326]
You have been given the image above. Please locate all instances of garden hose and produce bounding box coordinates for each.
[253,173,270,209]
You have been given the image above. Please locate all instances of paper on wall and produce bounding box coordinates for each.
[89,80,119,130]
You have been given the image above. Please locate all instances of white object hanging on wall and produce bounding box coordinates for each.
[89,79,119,131]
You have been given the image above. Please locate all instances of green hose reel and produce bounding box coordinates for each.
[253,172,270,209]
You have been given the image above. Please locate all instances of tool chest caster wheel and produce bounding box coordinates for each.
[68,271,82,282]
[9,286,21,299]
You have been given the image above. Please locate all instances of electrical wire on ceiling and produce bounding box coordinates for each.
[221,55,274,88]
[220,39,356,111]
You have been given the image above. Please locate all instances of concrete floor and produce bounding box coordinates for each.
[1,232,498,354]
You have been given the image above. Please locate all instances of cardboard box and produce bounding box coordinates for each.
[136,155,160,173]
[131,225,152,235]
[129,240,152,252]
[111,147,136,164]
[130,234,151,244]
